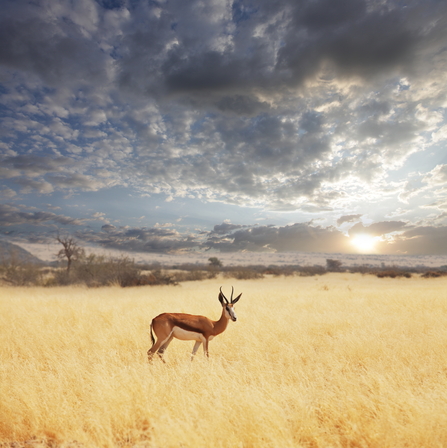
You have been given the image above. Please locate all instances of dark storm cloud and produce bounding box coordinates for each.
[46,173,108,191]
[80,224,197,254]
[0,156,74,178]
[0,155,110,194]
[337,214,362,226]
[61,220,351,254]
[205,222,349,253]
[103,0,447,151]
[123,227,178,240]
[2,0,444,100]
[101,224,116,233]
[0,3,111,88]
[1,0,445,208]
[143,0,447,96]
[349,221,407,237]
[12,178,54,194]
[278,1,447,94]
[0,204,81,227]
[211,222,244,235]
[380,226,447,256]
[1,0,447,256]
[5,204,447,256]
[215,95,269,116]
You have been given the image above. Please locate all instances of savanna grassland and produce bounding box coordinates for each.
[1,275,447,448]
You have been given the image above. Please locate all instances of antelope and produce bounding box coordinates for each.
[147,287,242,362]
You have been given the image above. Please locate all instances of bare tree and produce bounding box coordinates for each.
[326,259,343,272]
[56,236,84,276]
[208,257,223,268]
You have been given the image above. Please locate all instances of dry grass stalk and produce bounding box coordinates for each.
[1,275,447,447]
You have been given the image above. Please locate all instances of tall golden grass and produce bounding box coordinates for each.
[1,274,447,447]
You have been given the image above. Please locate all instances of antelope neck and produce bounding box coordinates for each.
[213,307,230,336]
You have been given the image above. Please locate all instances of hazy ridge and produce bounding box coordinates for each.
[4,238,447,269]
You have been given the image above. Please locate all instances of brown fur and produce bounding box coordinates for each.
[148,289,241,362]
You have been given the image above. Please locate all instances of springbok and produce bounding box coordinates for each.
[147,286,242,362]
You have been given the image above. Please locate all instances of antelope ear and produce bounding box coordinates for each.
[231,293,242,304]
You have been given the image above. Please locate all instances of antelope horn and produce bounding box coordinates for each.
[220,286,229,304]
[230,286,234,302]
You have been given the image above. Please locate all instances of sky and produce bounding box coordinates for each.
[1,0,447,262]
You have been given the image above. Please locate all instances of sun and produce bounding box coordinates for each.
[350,234,378,253]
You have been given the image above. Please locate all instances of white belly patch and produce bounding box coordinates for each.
[172,326,206,342]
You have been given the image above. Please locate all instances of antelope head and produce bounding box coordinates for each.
[219,286,242,322]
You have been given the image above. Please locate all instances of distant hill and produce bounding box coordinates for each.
[0,240,46,265]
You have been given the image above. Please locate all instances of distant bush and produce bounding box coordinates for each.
[8,238,447,288]
[298,265,327,276]
[120,269,178,287]
[349,265,374,274]
[47,254,179,287]
[376,270,412,279]
[56,254,138,286]
[263,265,296,276]
[171,269,218,283]
[326,259,344,272]
[208,257,223,268]
[0,262,42,286]
[421,271,447,278]
[0,249,43,286]
[224,268,264,280]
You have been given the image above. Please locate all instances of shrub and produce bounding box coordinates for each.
[170,269,217,283]
[421,271,447,278]
[376,270,412,278]
[0,262,42,286]
[119,269,178,287]
[264,265,296,276]
[223,268,264,280]
[298,265,326,276]
[326,259,344,272]
[0,249,43,286]
[208,257,223,268]
[46,254,179,287]
[349,265,373,274]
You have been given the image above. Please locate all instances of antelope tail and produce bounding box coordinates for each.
[150,321,155,345]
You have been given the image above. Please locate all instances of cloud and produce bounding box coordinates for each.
[81,224,198,254]
[3,202,447,257]
[386,208,410,218]
[381,226,447,256]
[101,224,116,233]
[1,1,445,211]
[211,222,244,235]
[0,1,113,89]
[13,178,55,194]
[0,155,73,178]
[47,173,111,192]
[1,0,447,257]
[0,204,82,227]
[205,222,350,253]
[0,188,17,199]
[422,200,447,213]
[398,180,423,204]
[423,164,447,188]
[0,154,121,194]
[349,221,407,237]
[337,214,362,226]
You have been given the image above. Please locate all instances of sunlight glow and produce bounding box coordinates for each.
[350,234,379,253]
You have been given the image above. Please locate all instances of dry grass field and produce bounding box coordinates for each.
[1,274,447,447]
